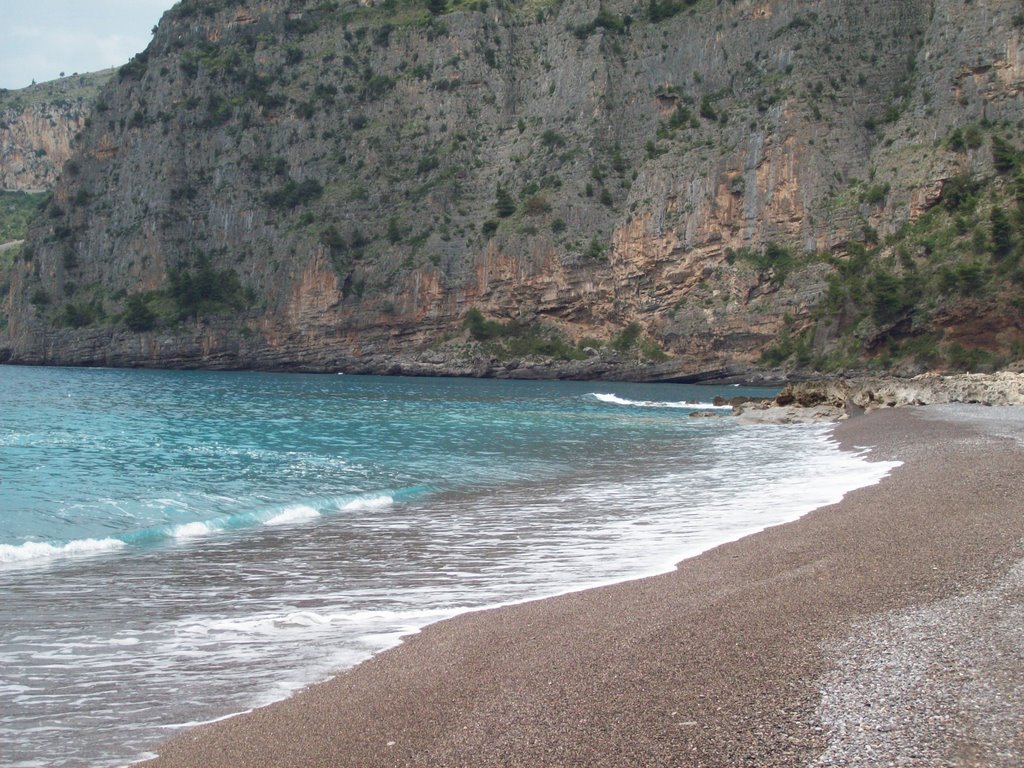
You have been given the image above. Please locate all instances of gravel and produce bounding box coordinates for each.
[815,559,1024,767]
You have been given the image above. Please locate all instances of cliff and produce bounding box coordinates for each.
[2,0,1023,377]
[0,70,114,192]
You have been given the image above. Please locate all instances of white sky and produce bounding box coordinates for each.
[0,1,176,90]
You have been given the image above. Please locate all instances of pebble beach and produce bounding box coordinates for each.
[145,404,1024,767]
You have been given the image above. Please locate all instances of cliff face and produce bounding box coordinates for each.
[3,0,1023,376]
[0,71,114,192]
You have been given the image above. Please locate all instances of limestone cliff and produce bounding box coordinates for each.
[2,0,1023,377]
[0,71,114,192]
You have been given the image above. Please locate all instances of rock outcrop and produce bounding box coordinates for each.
[1,0,1022,376]
[735,372,1024,423]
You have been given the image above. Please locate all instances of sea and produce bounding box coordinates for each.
[0,365,899,768]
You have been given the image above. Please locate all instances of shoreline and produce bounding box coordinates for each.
[0,356,775,386]
[145,405,1024,767]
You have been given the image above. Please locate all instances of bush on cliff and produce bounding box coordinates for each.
[463,308,585,361]
[168,257,250,320]
[464,307,505,340]
[56,299,104,329]
[123,294,158,332]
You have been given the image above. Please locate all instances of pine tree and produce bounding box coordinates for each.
[990,206,1013,258]
[495,185,516,218]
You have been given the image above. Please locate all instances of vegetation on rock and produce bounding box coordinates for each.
[0,191,46,245]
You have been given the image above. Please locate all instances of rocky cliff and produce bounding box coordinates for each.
[0,71,114,192]
[2,0,1023,377]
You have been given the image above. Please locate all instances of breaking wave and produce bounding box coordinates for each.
[590,392,733,410]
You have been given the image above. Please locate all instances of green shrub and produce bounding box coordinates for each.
[592,9,626,33]
[320,225,347,251]
[668,104,696,130]
[0,190,47,243]
[861,183,890,205]
[941,174,982,211]
[944,343,995,372]
[991,136,1019,175]
[495,185,516,218]
[699,96,717,121]
[963,124,984,149]
[959,263,987,295]
[869,270,917,325]
[266,178,324,209]
[939,262,986,296]
[990,207,1013,257]
[363,75,396,101]
[168,256,249,319]
[416,154,440,175]
[760,341,791,366]
[463,309,585,360]
[464,307,505,340]
[123,294,157,331]
[583,237,605,260]
[734,242,795,285]
[540,130,566,149]
[118,51,149,82]
[523,194,551,216]
[611,321,642,351]
[647,0,696,23]
[640,339,668,361]
[57,299,103,328]
[948,125,983,151]
[387,217,403,244]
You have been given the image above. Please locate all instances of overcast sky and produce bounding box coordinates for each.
[0,1,176,90]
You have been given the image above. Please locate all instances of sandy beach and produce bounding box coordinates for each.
[145,405,1024,767]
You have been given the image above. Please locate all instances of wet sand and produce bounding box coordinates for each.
[146,405,1024,767]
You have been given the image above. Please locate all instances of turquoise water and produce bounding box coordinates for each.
[0,366,897,767]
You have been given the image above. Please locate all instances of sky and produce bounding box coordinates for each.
[0,1,176,90]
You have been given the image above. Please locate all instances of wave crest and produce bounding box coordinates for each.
[590,393,733,410]
[0,537,126,565]
[265,505,321,526]
[340,495,394,512]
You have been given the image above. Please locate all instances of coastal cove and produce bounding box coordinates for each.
[0,366,901,768]
[3,0,1023,762]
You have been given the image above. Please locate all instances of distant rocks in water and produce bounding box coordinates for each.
[734,372,1024,424]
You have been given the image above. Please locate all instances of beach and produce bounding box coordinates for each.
[145,404,1024,767]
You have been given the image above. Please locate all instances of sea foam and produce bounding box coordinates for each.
[0,537,126,565]
[171,522,217,539]
[265,505,321,526]
[340,495,394,511]
[591,392,733,410]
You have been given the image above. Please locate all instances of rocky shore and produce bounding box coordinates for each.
[734,371,1024,424]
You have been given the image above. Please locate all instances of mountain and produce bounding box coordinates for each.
[1,0,1022,378]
